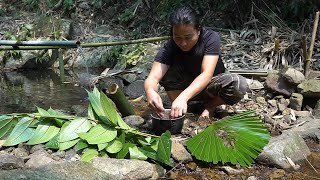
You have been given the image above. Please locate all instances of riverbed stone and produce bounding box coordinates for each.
[0,151,24,170]
[257,131,311,169]
[25,154,56,168]
[123,115,145,128]
[297,79,320,97]
[171,141,193,163]
[282,67,305,85]
[0,161,113,180]
[314,99,320,118]
[92,157,155,179]
[289,93,303,111]
[124,80,145,99]
[288,117,320,143]
[265,73,296,97]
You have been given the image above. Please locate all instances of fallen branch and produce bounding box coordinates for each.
[305,11,319,77]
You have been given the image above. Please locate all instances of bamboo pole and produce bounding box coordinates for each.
[304,11,319,77]
[106,83,135,117]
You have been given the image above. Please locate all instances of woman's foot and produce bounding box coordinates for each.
[200,106,215,118]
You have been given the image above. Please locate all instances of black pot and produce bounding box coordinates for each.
[151,109,185,136]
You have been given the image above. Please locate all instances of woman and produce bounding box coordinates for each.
[144,6,248,119]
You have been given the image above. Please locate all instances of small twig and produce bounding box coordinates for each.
[164,161,184,177]
[303,154,319,174]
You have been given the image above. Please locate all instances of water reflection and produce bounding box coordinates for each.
[0,69,98,114]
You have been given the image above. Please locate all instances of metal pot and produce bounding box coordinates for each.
[151,109,185,135]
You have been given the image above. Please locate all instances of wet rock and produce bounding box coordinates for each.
[92,157,155,179]
[124,80,145,99]
[289,93,303,111]
[282,67,305,85]
[289,117,320,143]
[257,131,311,169]
[0,161,113,180]
[297,79,320,97]
[0,151,24,170]
[171,141,193,163]
[123,115,145,128]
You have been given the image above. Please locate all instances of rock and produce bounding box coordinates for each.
[288,117,320,143]
[256,96,267,105]
[219,166,244,175]
[0,151,24,170]
[314,99,320,118]
[13,147,29,158]
[29,145,45,154]
[25,154,56,168]
[92,157,155,179]
[297,79,320,97]
[289,93,303,111]
[151,164,166,179]
[247,176,257,180]
[268,99,277,107]
[293,110,311,117]
[121,73,137,84]
[124,80,145,99]
[282,67,305,85]
[247,79,264,90]
[269,169,286,179]
[0,161,113,180]
[171,141,193,163]
[123,115,145,128]
[257,131,311,169]
[265,73,296,97]
[186,162,197,171]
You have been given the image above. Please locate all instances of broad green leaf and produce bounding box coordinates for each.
[0,115,14,139]
[186,111,271,167]
[27,122,60,145]
[106,139,123,154]
[48,108,67,117]
[59,118,91,142]
[80,149,99,162]
[100,91,120,125]
[129,146,147,160]
[87,88,110,125]
[59,138,80,150]
[116,143,135,159]
[37,107,50,116]
[118,132,125,144]
[139,146,157,160]
[45,133,60,149]
[138,136,152,146]
[75,140,89,151]
[97,143,108,151]
[100,150,109,157]
[156,131,172,166]
[78,124,117,144]
[3,117,35,146]
[87,104,96,120]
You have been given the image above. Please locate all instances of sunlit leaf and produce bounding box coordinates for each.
[87,88,111,125]
[156,131,172,166]
[59,138,80,150]
[129,146,147,160]
[59,118,91,142]
[106,139,123,154]
[0,115,14,139]
[27,122,60,145]
[97,142,108,151]
[78,124,117,144]
[45,133,60,149]
[75,140,89,151]
[3,117,35,146]
[186,111,271,167]
[80,148,99,162]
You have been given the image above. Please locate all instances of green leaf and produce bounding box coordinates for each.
[37,107,50,116]
[45,133,60,149]
[186,111,271,167]
[27,122,60,145]
[80,149,99,162]
[97,142,108,151]
[106,139,123,154]
[139,146,157,160]
[75,140,89,151]
[117,143,135,159]
[3,117,35,146]
[60,138,80,150]
[87,88,111,125]
[100,90,120,125]
[0,115,14,139]
[78,124,117,144]
[156,131,172,166]
[59,118,91,142]
[129,146,147,160]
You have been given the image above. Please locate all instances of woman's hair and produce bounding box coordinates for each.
[169,6,201,31]
[169,6,204,56]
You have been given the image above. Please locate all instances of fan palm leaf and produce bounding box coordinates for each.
[186,111,270,167]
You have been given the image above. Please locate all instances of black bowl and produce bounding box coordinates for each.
[151,109,185,136]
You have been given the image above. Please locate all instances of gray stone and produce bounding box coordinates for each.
[0,161,113,180]
[92,157,154,180]
[265,73,296,97]
[0,151,24,170]
[25,154,56,168]
[151,164,166,179]
[314,99,320,118]
[282,67,305,85]
[247,79,264,90]
[29,145,45,154]
[123,115,145,128]
[171,141,193,163]
[124,80,145,99]
[257,131,311,169]
[297,79,320,97]
[256,96,267,105]
[121,73,137,83]
[13,147,29,158]
[290,93,303,111]
[289,117,320,142]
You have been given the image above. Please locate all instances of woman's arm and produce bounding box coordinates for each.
[144,62,170,117]
[170,55,219,117]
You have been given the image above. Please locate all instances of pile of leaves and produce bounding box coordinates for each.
[0,87,172,165]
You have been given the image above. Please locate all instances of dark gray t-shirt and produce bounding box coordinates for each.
[154,27,225,79]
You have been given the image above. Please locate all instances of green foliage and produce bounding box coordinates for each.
[186,111,271,167]
[24,0,40,10]
[0,87,172,165]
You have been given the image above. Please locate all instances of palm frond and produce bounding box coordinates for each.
[186,111,271,167]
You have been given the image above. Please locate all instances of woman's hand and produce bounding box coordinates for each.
[146,89,165,118]
[170,97,187,118]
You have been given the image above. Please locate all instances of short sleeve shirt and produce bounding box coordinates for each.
[154,27,225,78]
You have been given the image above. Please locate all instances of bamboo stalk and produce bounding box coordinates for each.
[106,83,135,117]
[305,11,319,77]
